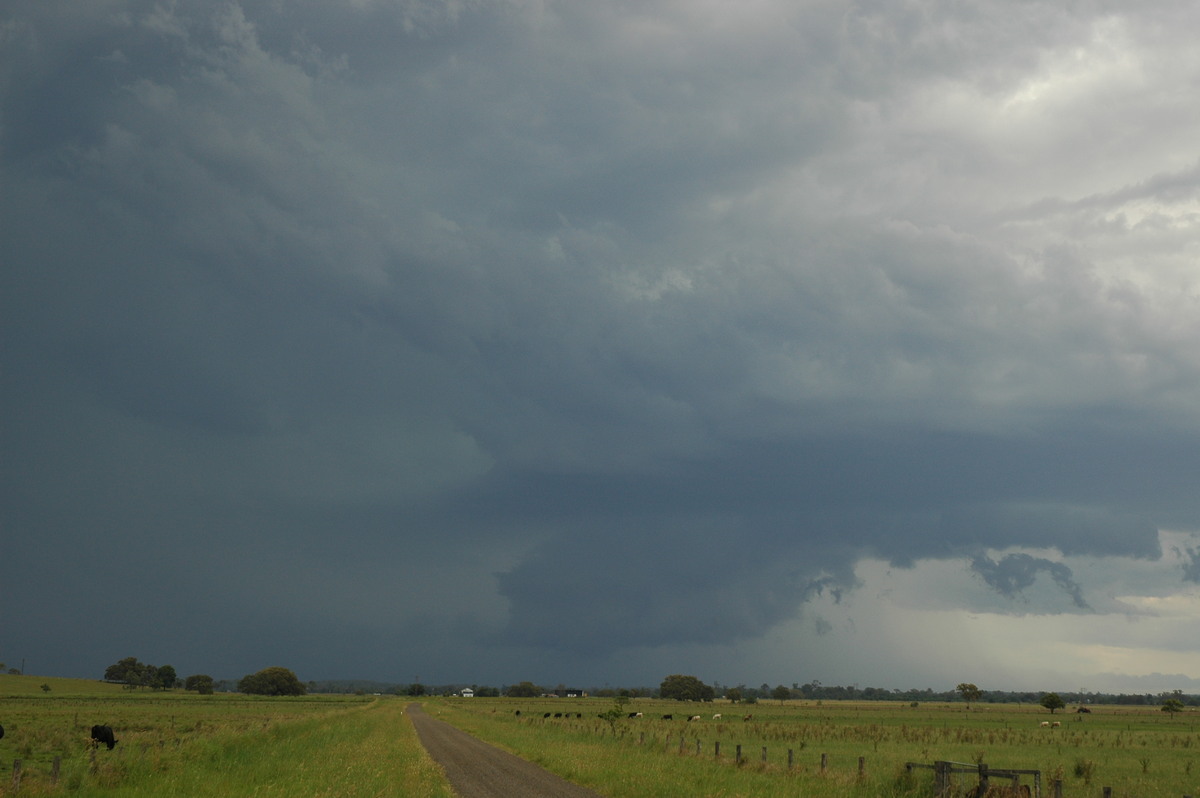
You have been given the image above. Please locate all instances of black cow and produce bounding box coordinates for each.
[90,725,118,750]
[0,723,5,739]
[662,714,673,720]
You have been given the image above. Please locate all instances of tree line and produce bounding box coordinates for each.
[103,657,303,696]
[98,660,1200,707]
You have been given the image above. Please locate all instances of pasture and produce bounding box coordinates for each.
[0,674,451,797]
[428,697,1200,797]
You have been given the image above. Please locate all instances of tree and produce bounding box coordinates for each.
[1162,698,1184,714]
[104,656,157,688]
[185,674,215,695]
[238,667,306,696]
[155,665,178,690]
[956,683,983,707]
[1040,692,1065,713]
[726,686,743,703]
[504,681,541,698]
[772,685,791,703]
[659,674,715,702]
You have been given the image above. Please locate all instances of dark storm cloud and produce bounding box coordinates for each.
[4,0,1200,685]
[969,553,1090,610]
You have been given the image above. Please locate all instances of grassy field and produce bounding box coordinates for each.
[0,674,452,797]
[426,696,1200,797]
[5,675,1199,796]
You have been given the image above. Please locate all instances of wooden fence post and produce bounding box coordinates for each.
[11,760,22,792]
[52,756,61,784]
[1052,778,1063,798]
[1103,788,1112,798]
[788,749,794,770]
[761,746,767,764]
[821,752,828,772]
[714,741,720,758]
[678,735,685,754]
[979,763,989,793]
[858,756,866,778]
[695,739,701,756]
[736,744,742,765]
[934,761,949,794]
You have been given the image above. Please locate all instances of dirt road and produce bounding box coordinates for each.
[407,704,605,798]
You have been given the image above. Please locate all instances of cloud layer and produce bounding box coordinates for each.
[3,0,1200,691]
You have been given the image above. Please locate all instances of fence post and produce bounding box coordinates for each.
[1103,789,1112,798]
[696,739,701,756]
[639,731,644,745]
[11,760,21,792]
[762,746,767,764]
[1052,778,1063,798]
[788,749,794,770]
[52,756,62,784]
[679,735,685,754]
[736,744,742,765]
[859,756,866,778]
[934,761,949,794]
[714,741,720,758]
[979,763,989,793]
[821,752,828,773]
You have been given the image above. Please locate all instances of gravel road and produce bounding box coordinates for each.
[407,704,605,798]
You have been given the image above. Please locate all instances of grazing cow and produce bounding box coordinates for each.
[688,715,701,722]
[712,713,722,720]
[743,714,753,722]
[90,725,118,750]
[628,712,639,718]
[544,712,552,718]
[514,710,521,716]
[1040,721,1049,727]
[1051,721,1061,727]
[662,714,673,720]
[554,712,562,718]
[1076,706,1091,713]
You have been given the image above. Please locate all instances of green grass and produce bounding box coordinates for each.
[6,676,1199,797]
[0,675,452,797]
[426,697,1200,797]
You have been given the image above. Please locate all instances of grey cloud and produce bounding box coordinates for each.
[4,0,1200,686]
[970,553,1091,610]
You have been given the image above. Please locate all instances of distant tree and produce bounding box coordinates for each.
[155,665,178,690]
[475,686,500,697]
[41,683,51,692]
[772,685,791,703]
[660,674,715,702]
[1040,692,1065,713]
[504,681,541,698]
[1162,698,1184,714]
[104,657,158,688]
[185,674,215,695]
[726,686,743,703]
[956,683,983,707]
[238,667,306,696]
[407,683,427,696]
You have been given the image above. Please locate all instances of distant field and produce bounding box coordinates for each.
[0,674,451,797]
[427,696,1200,797]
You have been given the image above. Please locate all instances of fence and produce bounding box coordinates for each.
[619,727,1199,798]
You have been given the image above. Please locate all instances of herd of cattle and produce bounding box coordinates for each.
[515,710,755,721]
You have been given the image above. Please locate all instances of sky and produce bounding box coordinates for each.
[3,0,1200,695]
